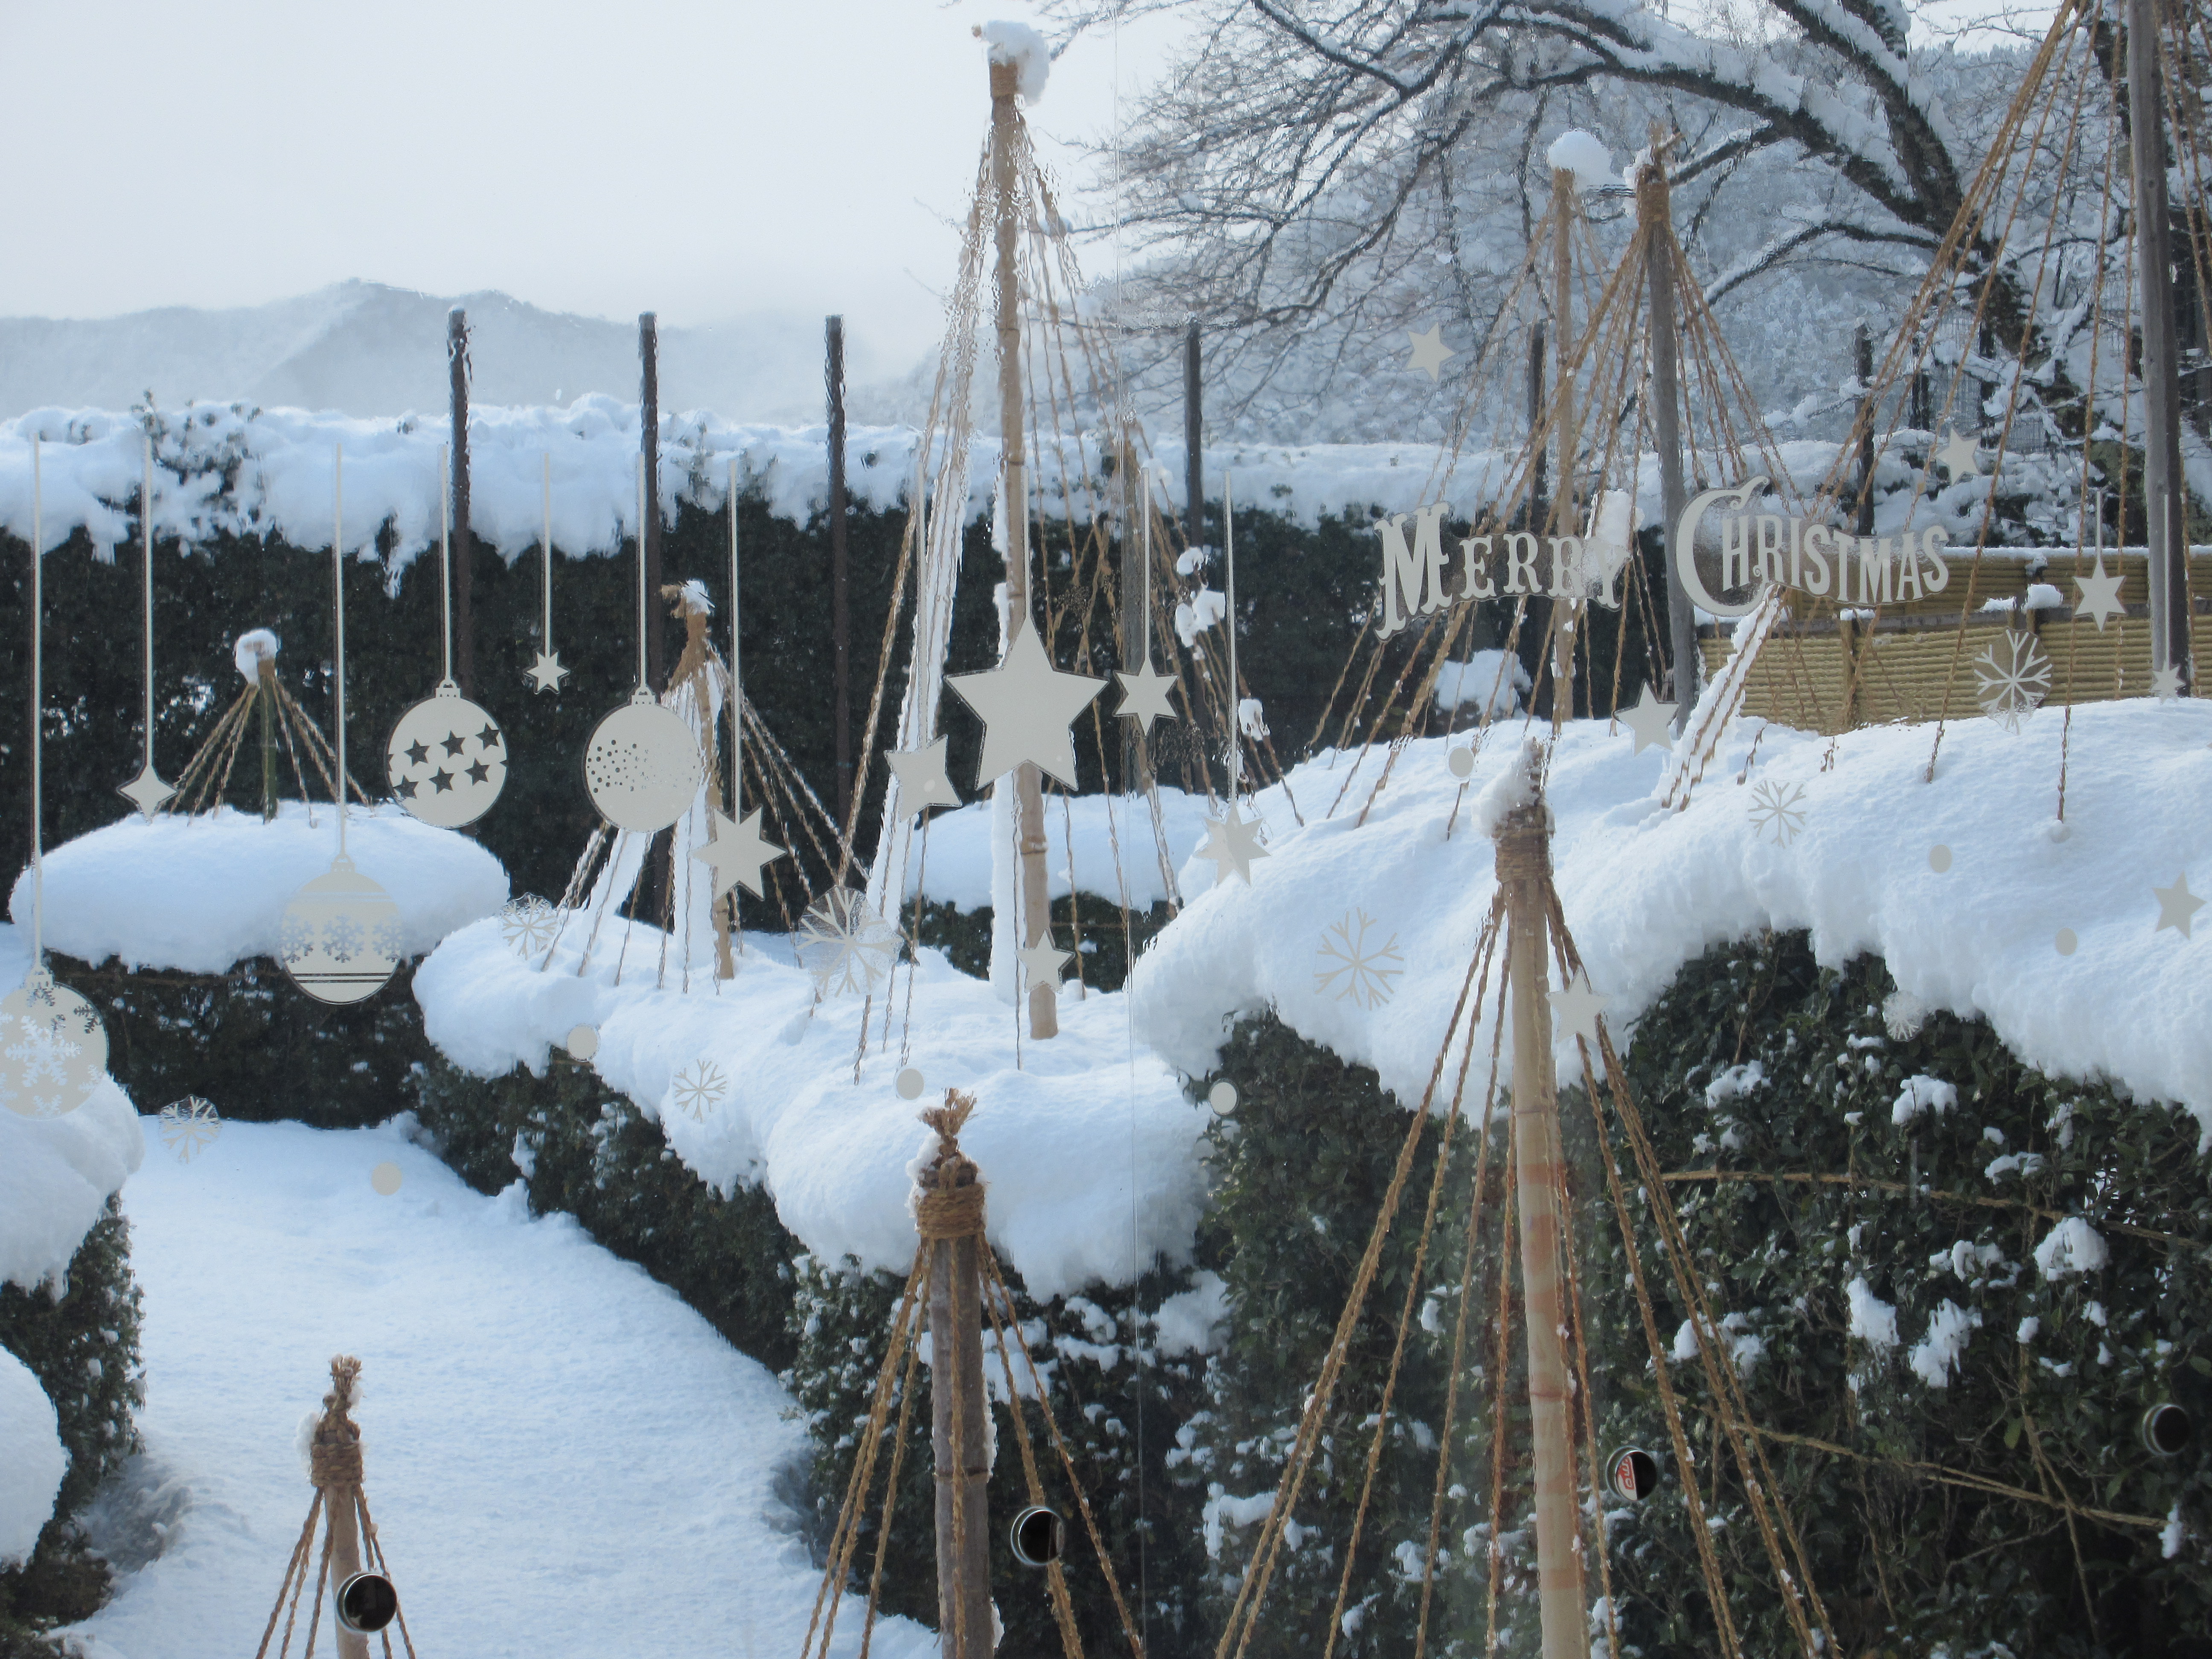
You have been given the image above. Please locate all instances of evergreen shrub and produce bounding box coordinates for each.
[0,1203,145,1656]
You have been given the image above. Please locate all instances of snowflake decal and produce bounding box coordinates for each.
[1881,990,1929,1041]
[1973,631,2052,733]
[795,888,900,999]
[369,919,406,962]
[157,1097,222,1162]
[322,915,363,963]
[277,913,319,964]
[669,1059,730,1121]
[1313,909,1405,1009]
[1748,779,1809,846]
[501,895,560,958]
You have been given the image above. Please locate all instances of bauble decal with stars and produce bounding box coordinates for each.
[388,680,507,828]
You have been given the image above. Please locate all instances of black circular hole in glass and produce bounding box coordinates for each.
[1010,1505,1065,1568]
[1607,1447,1660,1502]
[336,1571,400,1633]
[2142,1403,2192,1458]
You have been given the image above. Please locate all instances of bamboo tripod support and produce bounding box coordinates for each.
[1496,777,1588,1659]
[989,55,1061,1042]
[252,1356,418,1659]
[919,1094,993,1659]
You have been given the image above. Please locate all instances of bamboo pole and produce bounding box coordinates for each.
[1640,151,1698,730]
[990,56,1060,1040]
[309,1360,371,1659]
[918,1095,992,1659]
[1495,765,1586,1659]
[2128,0,2191,684]
[1550,169,1578,732]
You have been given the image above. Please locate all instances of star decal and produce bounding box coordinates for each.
[2153,873,2204,938]
[691,806,788,900]
[527,650,570,694]
[946,621,1107,789]
[431,769,456,792]
[1935,427,1981,481]
[117,763,175,821]
[886,736,961,817]
[1617,684,1678,754]
[1195,797,1269,887]
[2073,556,2125,631]
[477,723,501,750]
[466,759,492,785]
[405,739,431,767]
[1550,970,1608,1048]
[1017,938,1073,993]
[2151,663,2187,701]
[1115,657,1179,733]
[442,731,468,757]
[1405,322,1456,381]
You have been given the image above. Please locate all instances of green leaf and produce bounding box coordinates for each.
[2004,1417,2023,1450]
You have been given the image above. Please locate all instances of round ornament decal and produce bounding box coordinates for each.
[279,854,402,1006]
[584,689,704,833]
[388,679,507,828]
[0,969,109,1119]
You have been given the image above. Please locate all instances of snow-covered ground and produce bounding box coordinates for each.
[63,1116,928,1659]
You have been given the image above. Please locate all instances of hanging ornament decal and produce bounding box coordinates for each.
[587,688,705,832]
[1195,472,1268,888]
[528,451,569,693]
[1972,631,2052,732]
[0,970,108,1120]
[1116,468,1181,733]
[118,437,176,820]
[390,446,508,827]
[1933,427,1981,480]
[157,1096,222,1161]
[1617,685,1678,754]
[585,454,704,832]
[886,738,961,816]
[945,622,1106,789]
[6,438,111,1118]
[285,447,400,1007]
[2073,555,2125,631]
[1404,322,1456,381]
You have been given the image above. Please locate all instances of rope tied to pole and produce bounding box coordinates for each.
[309,1356,364,1490]
[916,1090,988,1241]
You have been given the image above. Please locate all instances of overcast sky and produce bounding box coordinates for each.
[0,0,1176,370]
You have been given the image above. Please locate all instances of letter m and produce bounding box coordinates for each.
[1376,504,1450,639]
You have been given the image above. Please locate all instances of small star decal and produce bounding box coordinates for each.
[1405,323,1456,381]
[1550,970,1608,1048]
[431,769,457,792]
[466,759,491,785]
[691,806,788,900]
[2151,663,2187,701]
[442,731,468,757]
[1195,798,1269,887]
[886,737,961,817]
[1017,938,1073,993]
[406,739,431,767]
[477,723,501,751]
[1617,685,1678,754]
[1115,658,1179,733]
[2153,873,2204,938]
[117,763,176,820]
[1935,427,1981,480]
[2073,556,2125,631]
[527,650,570,694]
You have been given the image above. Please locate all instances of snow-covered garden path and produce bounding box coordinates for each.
[64,1116,928,1659]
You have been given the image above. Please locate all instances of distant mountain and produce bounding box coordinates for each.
[0,281,893,423]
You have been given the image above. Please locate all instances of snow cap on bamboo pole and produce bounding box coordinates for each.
[978,21,1050,102]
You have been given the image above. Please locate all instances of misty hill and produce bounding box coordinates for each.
[0,281,892,424]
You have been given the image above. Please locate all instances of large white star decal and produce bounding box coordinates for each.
[946,623,1107,789]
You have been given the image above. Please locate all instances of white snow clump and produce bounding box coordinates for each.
[1175,587,1225,645]
[1153,1271,1229,1357]
[1546,129,1615,190]
[1845,1276,1900,1350]
[1474,738,1546,840]
[1434,650,1529,717]
[0,1350,65,1566]
[234,628,279,681]
[2032,1215,2110,1281]
[981,20,1050,101]
[1907,1298,1982,1387]
[1892,1074,1958,1126]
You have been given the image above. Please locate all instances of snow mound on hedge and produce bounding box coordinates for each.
[0,1349,65,1566]
[0,924,146,1293]
[12,803,508,975]
[1132,699,2212,1141]
[413,920,1208,1302]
